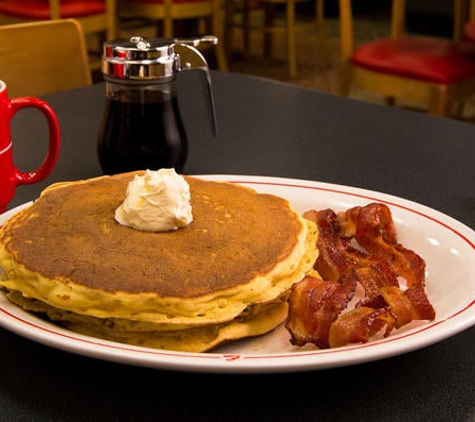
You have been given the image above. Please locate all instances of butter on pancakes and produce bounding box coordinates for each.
[0,172,318,352]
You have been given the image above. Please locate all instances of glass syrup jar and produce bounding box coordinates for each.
[97,36,217,175]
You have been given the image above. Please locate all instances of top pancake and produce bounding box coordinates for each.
[0,173,318,324]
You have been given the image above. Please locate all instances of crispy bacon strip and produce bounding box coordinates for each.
[328,306,396,348]
[304,209,353,281]
[380,286,435,328]
[337,203,426,288]
[285,273,356,349]
[354,262,398,308]
[339,203,398,243]
[286,202,435,349]
[404,287,436,320]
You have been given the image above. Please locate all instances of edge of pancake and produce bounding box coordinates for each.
[0,215,318,325]
[64,300,289,353]
[6,288,289,353]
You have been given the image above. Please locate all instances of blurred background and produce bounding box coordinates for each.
[0,0,473,121]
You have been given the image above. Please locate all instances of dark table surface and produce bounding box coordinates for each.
[4,70,475,421]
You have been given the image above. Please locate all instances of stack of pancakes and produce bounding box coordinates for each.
[0,173,318,352]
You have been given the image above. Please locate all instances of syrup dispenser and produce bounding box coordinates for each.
[97,36,217,175]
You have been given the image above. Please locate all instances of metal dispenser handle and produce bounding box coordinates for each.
[173,37,218,136]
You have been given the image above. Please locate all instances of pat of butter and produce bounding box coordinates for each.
[115,168,193,232]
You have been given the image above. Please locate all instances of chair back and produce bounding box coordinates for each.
[0,19,92,97]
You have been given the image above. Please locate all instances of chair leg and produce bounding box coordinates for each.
[263,3,274,57]
[222,0,252,60]
[452,100,466,119]
[428,88,450,117]
[164,17,173,37]
[243,0,252,55]
[223,0,235,60]
[285,1,297,79]
[383,96,396,106]
[339,62,352,96]
[316,0,331,68]
[215,43,228,71]
[212,2,228,71]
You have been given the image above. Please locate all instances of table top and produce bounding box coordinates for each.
[4,70,475,421]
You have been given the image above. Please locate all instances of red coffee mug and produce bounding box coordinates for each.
[0,80,60,214]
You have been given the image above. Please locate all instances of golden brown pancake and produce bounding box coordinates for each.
[6,289,289,352]
[0,172,318,352]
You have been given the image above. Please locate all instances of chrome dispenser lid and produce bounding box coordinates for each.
[102,35,217,80]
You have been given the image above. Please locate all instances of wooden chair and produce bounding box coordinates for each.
[224,0,330,79]
[0,0,117,69]
[339,0,475,118]
[117,0,228,71]
[0,19,92,97]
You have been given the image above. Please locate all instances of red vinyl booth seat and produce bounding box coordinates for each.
[352,36,475,85]
[0,0,106,19]
[127,0,206,3]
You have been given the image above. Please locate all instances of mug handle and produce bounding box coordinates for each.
[10,97,60,185]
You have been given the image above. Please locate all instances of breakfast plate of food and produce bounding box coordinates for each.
[0,173,474,374]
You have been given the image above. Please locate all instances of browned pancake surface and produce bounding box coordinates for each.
[1,173,303,298]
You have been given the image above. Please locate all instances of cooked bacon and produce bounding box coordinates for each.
[285,273,356,349]
[337,203,426,289]
[304,209,354,281]
[328,306,396,348]
[339,203,398,244]
[285,202,435,349]
[379,286,414,328]
[404,287,436,320]
[354,262,398,308]
[380,286,435,327]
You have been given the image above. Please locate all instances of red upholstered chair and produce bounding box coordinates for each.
[339,0,475,117]
[118,0,228,70]
[0,0,117,69]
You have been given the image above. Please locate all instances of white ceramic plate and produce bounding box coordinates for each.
[1,175,475,374]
